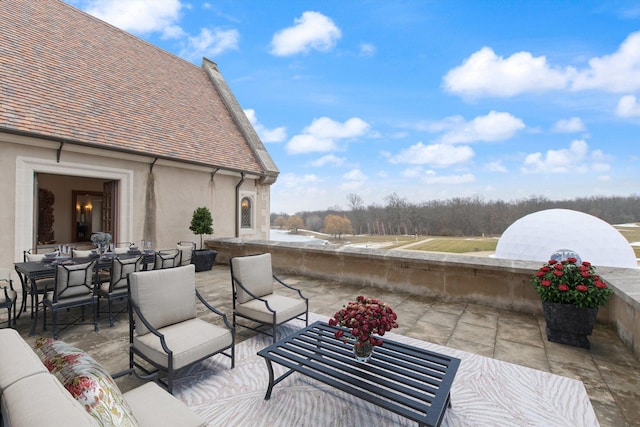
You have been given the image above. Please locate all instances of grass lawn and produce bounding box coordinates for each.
[293,223,639,257]
[405,237,498,253]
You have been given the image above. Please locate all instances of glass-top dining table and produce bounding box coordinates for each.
[14,251,155,335]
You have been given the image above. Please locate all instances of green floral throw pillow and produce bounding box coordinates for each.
[34,337,139,427]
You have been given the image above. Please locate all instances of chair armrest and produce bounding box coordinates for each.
[273,275,307,301]
[196,289,234,331]
[130,300,173,357]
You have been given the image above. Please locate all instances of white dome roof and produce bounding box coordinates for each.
[495,209,638,268]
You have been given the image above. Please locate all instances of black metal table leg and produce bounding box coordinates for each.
[264,358,275,400]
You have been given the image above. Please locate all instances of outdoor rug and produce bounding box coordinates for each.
[174,313,598,426]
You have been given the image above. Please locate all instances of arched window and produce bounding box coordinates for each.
[240,197,252,228]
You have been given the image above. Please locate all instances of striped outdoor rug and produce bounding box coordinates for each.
[175,313,598,426]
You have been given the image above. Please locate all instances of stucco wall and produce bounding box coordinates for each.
[207,238,640,359]
[1,133,271,267]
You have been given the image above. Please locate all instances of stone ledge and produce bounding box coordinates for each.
[206,238,640,358]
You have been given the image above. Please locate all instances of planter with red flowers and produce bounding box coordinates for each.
[328,295,398,362]
[531,257,613,349]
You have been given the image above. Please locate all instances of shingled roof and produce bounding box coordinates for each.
[0,0,278,181]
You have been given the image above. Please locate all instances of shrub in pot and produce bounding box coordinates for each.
[188,207,217,272]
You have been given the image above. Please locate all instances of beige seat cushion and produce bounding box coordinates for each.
[129,265,197,336]
[231,253,274,304]
[124,382,206,427]
[0,329,48,392]
[133,318,232,370]
[236,294,307,325]
[1,373,99,427]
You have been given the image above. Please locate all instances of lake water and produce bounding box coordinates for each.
[269,229,328,245]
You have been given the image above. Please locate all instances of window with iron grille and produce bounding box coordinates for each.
[241,197,252,228]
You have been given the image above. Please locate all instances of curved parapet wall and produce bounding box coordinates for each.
[207,237,640,359]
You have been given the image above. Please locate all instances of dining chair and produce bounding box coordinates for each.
[177,241,196,266]
[97,255,143,326]
[21,249,56,318]
[42,259,98,339]
[229,253,308,343]
[114,242,133,254]
[154,249,180,269]
[0,269,17,328]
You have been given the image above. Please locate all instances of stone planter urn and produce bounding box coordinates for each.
[542,301,598,349]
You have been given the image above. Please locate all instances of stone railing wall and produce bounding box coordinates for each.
[206,238,640,358]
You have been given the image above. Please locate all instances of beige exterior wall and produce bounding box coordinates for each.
[1,133,271,268]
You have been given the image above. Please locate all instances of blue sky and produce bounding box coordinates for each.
[67,1,640,214]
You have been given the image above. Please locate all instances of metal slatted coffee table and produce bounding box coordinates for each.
[257,321,460,427]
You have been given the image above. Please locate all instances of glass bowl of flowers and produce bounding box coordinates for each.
[328,295,398,362]
[531,257,613,348]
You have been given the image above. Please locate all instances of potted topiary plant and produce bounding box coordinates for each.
[189,206,217,272]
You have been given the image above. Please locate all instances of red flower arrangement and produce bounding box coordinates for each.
[531,257,613,308]
[328,295,398,349]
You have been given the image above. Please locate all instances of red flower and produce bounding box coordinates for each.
[535,271,545,277]
[576,285,588,292]
[541,280,551,287]
[553,270,563,277]
[567,257,578,263]
[581,261,591,267]
[558,284,569,292]
[596,281,607,289]
[548,259,558,265]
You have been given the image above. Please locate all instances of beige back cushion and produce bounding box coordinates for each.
[72,249,94,258]
[177,243,194,266]
[128,265,197,336]
[25,253,45,262]
[55,260,95,299]
[231,253,274,304]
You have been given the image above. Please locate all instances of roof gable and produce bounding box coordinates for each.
[0,0,276,177]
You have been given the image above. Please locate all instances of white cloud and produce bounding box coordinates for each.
[443,46,570,97]
[179,28,239,61]
[616,95,640,117]
[401,166,423,178]
[343,169,367,181]
[359,43,376,56]
[552,117,586,133]
[82,0,183,38]
[521,139,611,174]
[270,11,341,56]
[422,171,476,185]
[286,117,370,154]
[444,31,640,98]
[278,172,321,188]
[310,154,346,167]
[339,169,367,191]
[485,161,508,173]
[432,111,525,144]
[571,31,640,92]
[244,109,287,143]
[390,142,474,167]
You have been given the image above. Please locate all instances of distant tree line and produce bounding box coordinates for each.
[271,194,640,237]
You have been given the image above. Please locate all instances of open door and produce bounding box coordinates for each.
[102,180,118,240]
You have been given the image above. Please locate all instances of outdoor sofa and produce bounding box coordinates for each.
[0,328,205,426]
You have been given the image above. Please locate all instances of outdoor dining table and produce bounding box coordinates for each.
[14,251,154,335]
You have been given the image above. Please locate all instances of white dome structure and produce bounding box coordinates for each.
[495,209,638,269]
